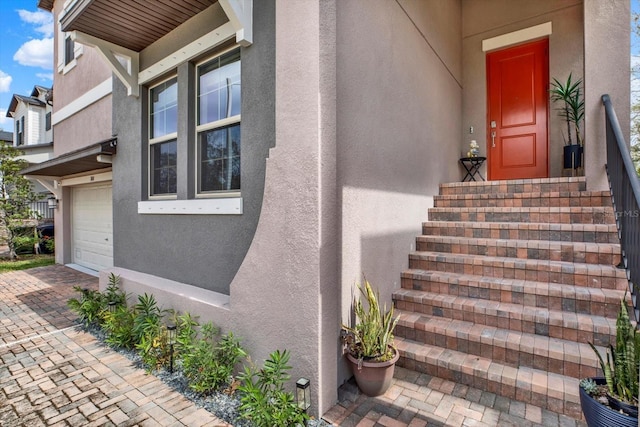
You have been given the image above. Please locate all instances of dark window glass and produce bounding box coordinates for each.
[198,124,240,192]
[151,140,177,195]
[45,112,51,131]
[64,36,75,65]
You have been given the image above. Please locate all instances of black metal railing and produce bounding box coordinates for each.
[603,94,640,321]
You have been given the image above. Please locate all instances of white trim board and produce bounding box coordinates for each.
[482,22,552,52]
[138,197,243,215]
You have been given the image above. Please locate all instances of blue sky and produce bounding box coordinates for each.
[0,1,638,133]
[0,0,53,131]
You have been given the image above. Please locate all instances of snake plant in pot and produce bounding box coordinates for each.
[341,279,400,396]
[580,297,639,427]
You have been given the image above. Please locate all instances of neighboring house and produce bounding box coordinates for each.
[0,130,11,146]
[26,0,630,416]
[5,86,55,215]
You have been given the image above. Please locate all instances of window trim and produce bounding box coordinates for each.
[148,75,178,199]
[194,46,241,197]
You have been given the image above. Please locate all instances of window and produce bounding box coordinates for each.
[149,77,178,196]
[45,112,51,131]
[16,117,24,146]
[196,48,241,194]
[64,35,75,66]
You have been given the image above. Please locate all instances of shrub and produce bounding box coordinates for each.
[182,322,246,394]
[238,349,309,427]
[67,286,105,326]
[103,306,136,349]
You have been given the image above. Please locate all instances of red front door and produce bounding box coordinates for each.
[487,39,549,180]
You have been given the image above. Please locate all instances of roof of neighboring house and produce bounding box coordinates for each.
[31,86,52,98]
[6,94,46,118]
[0,131,12,143]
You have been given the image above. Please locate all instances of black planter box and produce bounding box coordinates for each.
[564,144,583,169]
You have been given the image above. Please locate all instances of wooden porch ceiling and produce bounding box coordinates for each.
[60,0,217,52]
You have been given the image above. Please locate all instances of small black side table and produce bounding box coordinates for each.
[459,156,486,182]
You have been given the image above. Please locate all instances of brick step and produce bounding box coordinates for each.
[422,221,619,244]
[415,235,621,266]
[395,337,583,419]
[394,309,605,379]
[439,177,586,196]
[434,190,611,208]
[393,289,616,346]
[408,251,627,289]
[400,269,624,318]
[428,206,614,224]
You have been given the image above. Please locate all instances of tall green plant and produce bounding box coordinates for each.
[238,350,309,427]
[341,279,399,360]
[589,298,640,404]
[550,73,585,146]
[0,142,39,259]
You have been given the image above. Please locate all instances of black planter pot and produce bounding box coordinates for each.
[580,378,638,427]
[563,144,583,169]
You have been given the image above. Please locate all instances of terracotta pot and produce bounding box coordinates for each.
[346,347,399,397]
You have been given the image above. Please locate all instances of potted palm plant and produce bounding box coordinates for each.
[550,73,585,170]
[580,298,639,427]
[341,279,400,396]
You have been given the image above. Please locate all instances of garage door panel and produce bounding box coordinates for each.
[72,184,113,271]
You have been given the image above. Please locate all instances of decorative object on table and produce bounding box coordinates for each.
[550,73,584,170]
[341,278,400,397]
[579,297,639,427]
[468,140,480,157]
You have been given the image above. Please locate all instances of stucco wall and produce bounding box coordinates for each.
[335,0,462,391]
[462,0,584,179]
[111,0,275,295]
[52,95,112,156]
[584,0,630,191]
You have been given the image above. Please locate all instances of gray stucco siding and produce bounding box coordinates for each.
[112,0,275,295]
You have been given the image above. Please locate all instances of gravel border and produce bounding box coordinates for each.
[81,323,331,427]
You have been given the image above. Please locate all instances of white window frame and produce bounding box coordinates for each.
[148,75,178,199]
[57,22,83,74]
[195,46,241,198]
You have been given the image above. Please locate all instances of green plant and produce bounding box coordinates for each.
[589,298,640,404]
[67,286,105,326]
[13,235,37,255]
[580,378,599,396]
[550,73,585,146]
[103,273,126,307]
[103,306,136,349]
[341,278,399,361]
[43,237,54,253]
[238,349,309,427]
[132,293,164,344]
[182,322,246,393]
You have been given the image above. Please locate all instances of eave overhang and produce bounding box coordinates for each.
[21,137,116,177]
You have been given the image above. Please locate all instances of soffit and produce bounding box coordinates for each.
[60,0,217,52]
[21,138,116,177]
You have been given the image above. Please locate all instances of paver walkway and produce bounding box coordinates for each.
[0,265,229,426]
[0,265,589,426]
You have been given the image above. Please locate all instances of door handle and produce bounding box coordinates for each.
[491,131,496,148]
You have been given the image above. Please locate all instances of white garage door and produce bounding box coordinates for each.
[72,184,113,271]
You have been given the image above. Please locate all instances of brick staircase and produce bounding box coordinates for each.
[392,177,627,420]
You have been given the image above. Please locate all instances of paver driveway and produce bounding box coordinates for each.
[0,265,229,426]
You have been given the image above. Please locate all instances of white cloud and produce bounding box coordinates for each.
[0,110,12,132]
[36,72,53,82]
[13,38,54,70]
[0,70,12,93]
[17,10,53,38]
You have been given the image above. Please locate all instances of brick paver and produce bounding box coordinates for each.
[0,265,230,426]
[321,367,588,427]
